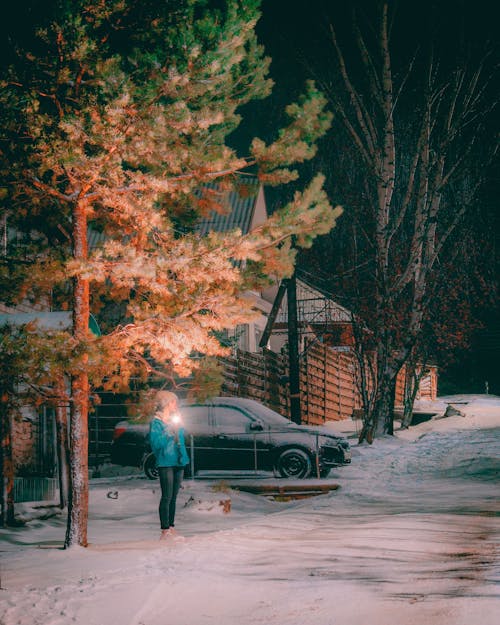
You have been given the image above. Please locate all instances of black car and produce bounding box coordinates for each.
[110,397,351,479]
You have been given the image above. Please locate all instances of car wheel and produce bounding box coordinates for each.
[319,467,331,478]
[276,448,312,479]
[143,452,159,480]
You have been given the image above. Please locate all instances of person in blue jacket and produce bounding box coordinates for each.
[148,391,189,540]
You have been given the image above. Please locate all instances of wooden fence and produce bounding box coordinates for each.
[220,344,362,425]
[395,363,439,406]
[300,346,361,424]
[220,345,437,425]
[220,348,289,416]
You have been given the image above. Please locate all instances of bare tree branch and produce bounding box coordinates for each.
[329,23,378,163]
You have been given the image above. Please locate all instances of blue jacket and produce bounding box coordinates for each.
[148,417,189,468]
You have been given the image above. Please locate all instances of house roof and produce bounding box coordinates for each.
[86,179,264,246]
[196,179,264,236]
[0,312,101,335]
[88,227,106,250]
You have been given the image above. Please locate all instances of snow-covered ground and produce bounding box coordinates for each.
[1,394,499,625]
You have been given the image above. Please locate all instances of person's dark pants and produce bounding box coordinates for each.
[158,466,184,530]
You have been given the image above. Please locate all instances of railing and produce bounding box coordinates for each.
[14,477,58,503]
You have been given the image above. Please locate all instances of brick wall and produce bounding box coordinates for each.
[11,406,57,477]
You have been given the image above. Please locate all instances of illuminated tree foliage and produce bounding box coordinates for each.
[0,0,340,545]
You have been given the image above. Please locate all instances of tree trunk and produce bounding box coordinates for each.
[359,350,399,443]
[0,398,16,527]
[351,314,376,420]
[401,360,426,428]
[65,201,90,548]
[401,366,415,429]
[54,379,70,510]
[380,373,397,436]
[65,369,89,547]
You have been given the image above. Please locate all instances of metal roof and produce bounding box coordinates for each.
[85,180,262,245]
[196,179,261,236]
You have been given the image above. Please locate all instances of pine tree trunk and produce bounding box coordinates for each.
[65,369,89,547]
[65,201,90,548]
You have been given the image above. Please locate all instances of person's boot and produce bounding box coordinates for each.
[159,528,172,540]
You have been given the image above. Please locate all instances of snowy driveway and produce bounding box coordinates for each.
[0,401,499,625]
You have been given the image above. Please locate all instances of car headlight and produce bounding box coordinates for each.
[319,445,344,462]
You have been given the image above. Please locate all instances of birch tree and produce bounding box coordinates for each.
[315,1,498,441]
[0,0,340,545]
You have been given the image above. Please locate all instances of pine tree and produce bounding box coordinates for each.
[0,1,340,546]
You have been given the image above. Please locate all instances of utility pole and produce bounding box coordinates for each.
[286,273,301,424]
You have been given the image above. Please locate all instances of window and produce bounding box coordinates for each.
[213,406,252,431]
[181,406,210,430]
[236,324,249,351]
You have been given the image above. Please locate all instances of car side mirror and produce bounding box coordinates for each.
[249,420,264,431]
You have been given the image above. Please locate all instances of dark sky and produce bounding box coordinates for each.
[255,0,499,111]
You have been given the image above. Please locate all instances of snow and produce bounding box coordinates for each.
[0,312,72,331]
[1,394,499,625]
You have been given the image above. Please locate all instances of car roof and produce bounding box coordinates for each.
[183,397,261,408]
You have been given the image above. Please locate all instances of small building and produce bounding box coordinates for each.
[0,311,101,502]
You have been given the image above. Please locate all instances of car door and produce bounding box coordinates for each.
[181,405,217,472]
[211,404,269,471]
